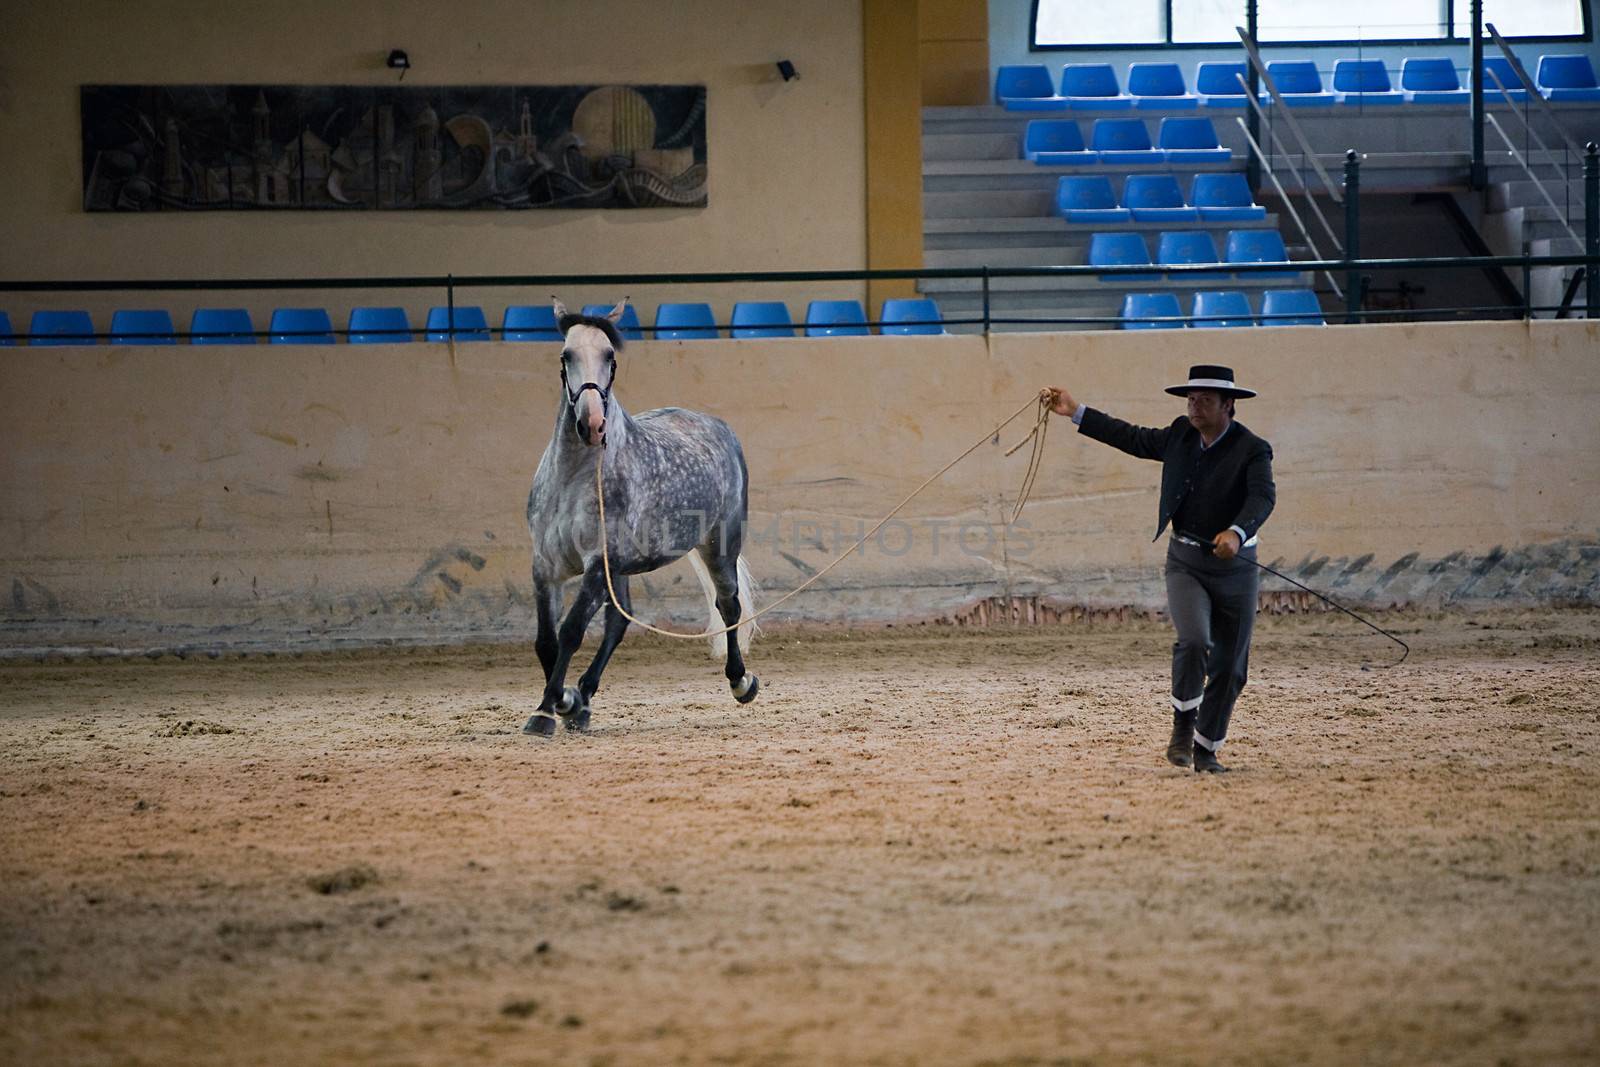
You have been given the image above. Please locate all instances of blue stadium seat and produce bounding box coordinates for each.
[1536,54,1600,101]
[1023,120,1096,165]
[1056,175,1131,222]
[1193,291,1255,328]
[346,307,412,343]
[1226,230,1297,278]
[805,300,870,337]
[190,308,256,345]
[502,305,562,342]
[1481,56,1530,103]
[1265,61,1336,107]
[1157,117,1231,163]
[580,303,643,340]
[1122,175,1198,223]
[996,65,1066,110]
[730,302,795,338]
[1157,231,1226,279]
[1260,289,1325,326]
[1190,173,1266,221]
[1127,63,1197,109]
[28,310,96,346]
[1119,292,1185,329]
[425,306,491,342]
[1087,233,1157,282]
[880,298,945,335]
[1060,64,1133,109]
[1332,59,1405,106]
[0,311,13,346]
[109,309,176,345]
[1090,118,1162,164]
[654,302,719,340]
[1196,62,1250,107]
[269,308,335,344]
[1400,58,1470,104]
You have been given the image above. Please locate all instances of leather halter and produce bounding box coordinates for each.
[561,354,615,405]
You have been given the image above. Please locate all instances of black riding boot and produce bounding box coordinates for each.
[1193,743,1229,774]
[1166,709,1195,768]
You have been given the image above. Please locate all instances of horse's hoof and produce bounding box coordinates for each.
[564,706,592,732]
[732,673,760,704]
[554,687,585,717]
[522,713,558,738]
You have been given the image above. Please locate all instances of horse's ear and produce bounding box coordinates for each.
[605,298,629,325]
[551,296,569,324]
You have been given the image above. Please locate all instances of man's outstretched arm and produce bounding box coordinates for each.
[1044,386,1172,461]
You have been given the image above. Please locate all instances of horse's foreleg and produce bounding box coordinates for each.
[523,568,604,738]
[709,555,758,704]
[533,577,560,682]
[571,575,631,731]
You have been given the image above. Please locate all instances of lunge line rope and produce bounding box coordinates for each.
[593,393,1056,641]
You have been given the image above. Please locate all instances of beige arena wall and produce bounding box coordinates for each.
[2,320,1596,655]
[0,0,869,326]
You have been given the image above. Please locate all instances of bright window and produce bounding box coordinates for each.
[1258,0,1445,42]
[1478,0,1585,38]
[1034,3,1162,46]
[1031,0,1588,47]
[1172,0,1245,44]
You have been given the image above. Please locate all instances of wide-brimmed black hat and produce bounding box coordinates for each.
[1165,364,1257,399]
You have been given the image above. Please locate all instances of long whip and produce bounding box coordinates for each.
[1179,530,1411,668]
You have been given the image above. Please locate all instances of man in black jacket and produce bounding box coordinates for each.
[1045,365,1275,774]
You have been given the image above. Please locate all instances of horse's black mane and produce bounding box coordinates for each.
[558,314,625,350]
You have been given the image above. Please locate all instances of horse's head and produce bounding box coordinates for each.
[552,297,627,448]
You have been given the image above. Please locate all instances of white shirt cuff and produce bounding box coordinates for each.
[1071,403,1085,426]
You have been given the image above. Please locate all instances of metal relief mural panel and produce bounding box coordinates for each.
[81,84,708,211]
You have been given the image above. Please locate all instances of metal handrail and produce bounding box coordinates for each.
[1235,76,1344,251]
[1484,112,1585,252]
[1480,27,1586,254]
[1486,69,1569,188]
[3,253,1598,295]
[0,303,1579,340]
[1486,23,1587,158]
[3,254,1595,335]
[1233,115,1344,299]
[1235,26,1342,203]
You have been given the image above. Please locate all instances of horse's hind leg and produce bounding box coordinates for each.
[701,545,758,704]
[570,575,631,732]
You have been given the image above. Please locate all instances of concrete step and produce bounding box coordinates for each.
[1259,150,1584,195]
[926,102,1600,159]
[1526,220,1589,248]
[923,215,1279,252]
[926,240,1289,270]
[924,159,1243,194]
[1488,178,1593,212]
[925,133,1017,161]
[919,275,1307,299]
[925,278,1315,333]
[925,190,1054,218]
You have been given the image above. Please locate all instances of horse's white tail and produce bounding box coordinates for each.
[688,551,758,659]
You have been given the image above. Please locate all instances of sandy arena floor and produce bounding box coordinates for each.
[2,608,1598,1066]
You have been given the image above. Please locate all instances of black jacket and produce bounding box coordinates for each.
[1079,408,1275,543]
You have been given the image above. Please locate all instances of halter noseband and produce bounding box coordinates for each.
[561,356,616,406]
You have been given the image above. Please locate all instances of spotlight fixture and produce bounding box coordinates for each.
[387,49,410,81]
[776,59,799,82]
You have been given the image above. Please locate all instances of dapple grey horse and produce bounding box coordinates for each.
[523,299,758,737]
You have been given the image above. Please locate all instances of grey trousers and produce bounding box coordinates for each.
[1165,538,1260,752]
